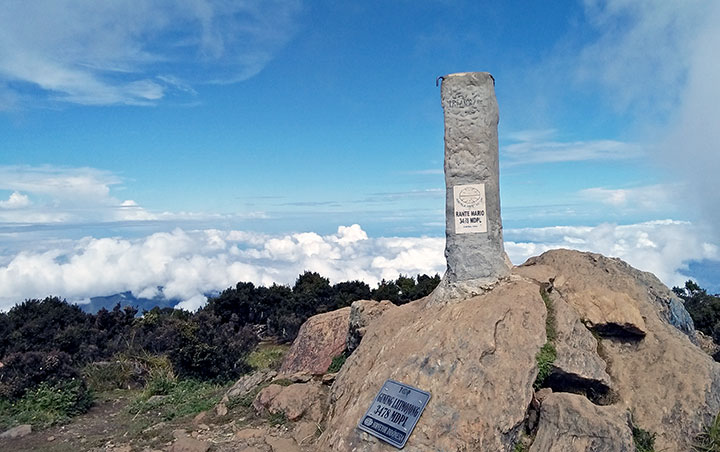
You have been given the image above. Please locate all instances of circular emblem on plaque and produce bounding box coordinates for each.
[363,418,374,427]
[456,187,482,208]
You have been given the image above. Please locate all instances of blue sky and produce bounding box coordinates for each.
[1,0,719,309]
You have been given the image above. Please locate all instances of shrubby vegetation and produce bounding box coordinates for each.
[673,280,720,345]
[0,271,439,429]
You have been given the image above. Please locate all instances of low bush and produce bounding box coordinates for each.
[328,352,347,373]
[0,351,80,401]
[0,378,92,429]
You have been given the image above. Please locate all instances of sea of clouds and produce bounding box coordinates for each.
[0,221,716,312]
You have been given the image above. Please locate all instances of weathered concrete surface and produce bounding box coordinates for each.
[280,307,350,375]
[317,279,547,451]
[517,249,720,452]
[529,393,634,452]
[430,72,511,303]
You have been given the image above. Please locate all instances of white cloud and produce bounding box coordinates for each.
[0,191,30,209]
[0,0,301,106]
[0,225,446,311]
[501,130,643,165]
[579,184,675,210]
[1,220,716,312]
[574,1,720,240]
[505,220,718,288]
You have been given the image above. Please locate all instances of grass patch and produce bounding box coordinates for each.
[533,343,557,390]
[128,379,223,422]
[694,412,720,451]
[328,352,347,373]
[534,287,558,390]
[630,413,656,452]
[0,379,93,429]
[247,344,289,371]
[268,411,288,426]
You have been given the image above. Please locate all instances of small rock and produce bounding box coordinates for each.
[252,384,284,415]
[115,446,132,452]
[172,429,188,439]
[198,423,209,431]
[535,387,553,402]
[147,395,168,404]
[168,436,210,452]
[0,424,31,439]
[46,435,55,442]
[226,370,277,399]
[215,402,228,417]
[321,373,336,384]
[265,436,301,452]
[192,411,207,425]
[285,371,312,383]
[292,421,318,445]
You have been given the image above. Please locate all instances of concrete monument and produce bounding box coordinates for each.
[429,72,511,303]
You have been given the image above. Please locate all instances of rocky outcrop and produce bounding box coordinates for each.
[517,249,720,451]
[318,280,547,451]
[280,307,351,375]
[318,249,720,452]
[547,293,612,397]
[530,393,634,452]
[346,300,395,354]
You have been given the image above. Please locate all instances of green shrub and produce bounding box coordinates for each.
[533,287,558,390]
[328,352,347,373]
[0,378,93,429]
[533,343,557,390]
[0,351,80,401]
[268,410,288,426]
[694,412,720,451]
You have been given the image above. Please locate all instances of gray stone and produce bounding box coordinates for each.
[168,436,210,452]
[530,393,634,452]
[226,369,277,399]
[430,72,511,303]
[0,424,31,439]
[346,299,395,354]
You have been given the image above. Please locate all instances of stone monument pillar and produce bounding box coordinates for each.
[429,72,511,303]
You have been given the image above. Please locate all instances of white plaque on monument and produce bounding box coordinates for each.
[453,183,487,234]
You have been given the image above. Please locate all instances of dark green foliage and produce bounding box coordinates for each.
[534,287,558,390]
[674,280,720,343]
[0,378,93,429]
[533,343,557,390]
[372,274,441,305]
[0,351,81,401]
[328,352,347,373]
[631,420,656,452]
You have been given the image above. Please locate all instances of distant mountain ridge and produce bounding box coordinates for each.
[78,291,183,314]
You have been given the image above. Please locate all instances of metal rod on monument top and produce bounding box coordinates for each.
[429,72,511,304]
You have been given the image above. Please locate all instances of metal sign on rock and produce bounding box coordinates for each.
[357,379,431,449]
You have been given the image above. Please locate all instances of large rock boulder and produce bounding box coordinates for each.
[516,249,720,451]
[318,280,547,451]
[318,249,720,452]
[280,307,351,375]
